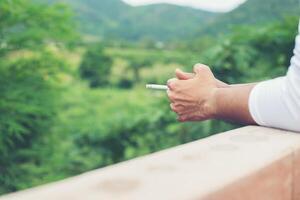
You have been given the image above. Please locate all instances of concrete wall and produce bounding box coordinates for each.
[1,126,300,200]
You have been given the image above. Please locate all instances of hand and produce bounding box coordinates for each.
[167,64,219,122]
[174,68,229,88]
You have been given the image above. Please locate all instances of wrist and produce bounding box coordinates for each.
[209,84,257,123]
[209,88,224,119]
[206,88,220,119]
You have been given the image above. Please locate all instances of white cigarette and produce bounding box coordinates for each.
[146,84,168,90]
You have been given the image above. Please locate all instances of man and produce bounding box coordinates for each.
[167,21,300,132]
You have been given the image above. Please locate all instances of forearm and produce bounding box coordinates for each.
[213,83,257,125]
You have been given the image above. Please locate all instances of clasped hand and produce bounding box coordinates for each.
[167,64,227,122]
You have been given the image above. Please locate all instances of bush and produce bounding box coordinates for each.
[0,52,68,193]
[79,44,113,88]
[118,78,134,89]
[202,16,298,84]
[0,0,76,194]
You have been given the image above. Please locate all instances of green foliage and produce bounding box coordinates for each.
[43,0,299,42]
[0,52,68,193]
[47,86,221,176]
[126,56,152,82]
[107,48,200,87]
[0,0,299,196]
[79,44,113,88]
[45,0,217,41]
[201,0,300,36]
[0,0,76,194]
[202,16,299,83]
[0,0,77,56]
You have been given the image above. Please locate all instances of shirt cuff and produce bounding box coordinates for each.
[248,77,286,128]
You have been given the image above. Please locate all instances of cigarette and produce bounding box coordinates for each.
[146,84,168,90]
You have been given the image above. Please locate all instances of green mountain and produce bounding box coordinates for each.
[201,0,300,35]
[46,0,299,41]
[46,0,217,41]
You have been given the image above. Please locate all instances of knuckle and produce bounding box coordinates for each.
[194,63,210,72]
[167,81,176,90]
[174,106,183,113]
[167,78,177,83]
[169,93,177,100]
[167,92,175,100]
[167,78,174,84]
[173,107,180,113]
[170,104,176,111]
[193,63,202,68]
[174,103,183,108]
[172,94,178,100]
[202,66,211,73]
[201,66,211,73]
[178,116,186,122]
[172,81,178,88]
[177,110,185,115]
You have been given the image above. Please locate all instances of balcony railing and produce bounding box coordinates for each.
[1,126,300,200]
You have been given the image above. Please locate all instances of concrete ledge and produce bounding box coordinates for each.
[1,126,300,200]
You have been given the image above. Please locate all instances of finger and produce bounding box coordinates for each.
[167,90,190,104]
[178,115,189,122]
[178,115,196,122]
[176,107,198,115]
[193,63,211,77]
[170,103,177,112]
[171,102,194,113]
[167,78,177,84]
[167,78,178,90]
[178,113,204,122]
[175,68,194,80]
[167,91,192,103]
[170,96,196,104]
[167,90,176,102]
[170,104,186,114]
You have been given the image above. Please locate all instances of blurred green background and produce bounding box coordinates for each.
[0,0,299,195]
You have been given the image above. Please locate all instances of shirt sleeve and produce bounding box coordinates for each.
[248,21,300,132]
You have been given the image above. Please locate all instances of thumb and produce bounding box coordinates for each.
[193,64,210,77]
[175,68,194,80]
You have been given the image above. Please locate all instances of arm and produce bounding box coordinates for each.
[214,84,257,124]
[168,64,299,132]
[168,22,300,132]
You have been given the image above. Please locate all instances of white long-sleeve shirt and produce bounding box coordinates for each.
[249,21,300,132]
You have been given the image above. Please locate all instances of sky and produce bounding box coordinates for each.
[122,0,247,12]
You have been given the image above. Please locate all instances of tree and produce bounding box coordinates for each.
[127,56,152,83]
[79,44,113,88]
[202,16,298,83]
[0,0,77,57]
[0,0,76,194]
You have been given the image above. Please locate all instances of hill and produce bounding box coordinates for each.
[201,0,300,35]
[45,0,299,41]
[45,0,217,41]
